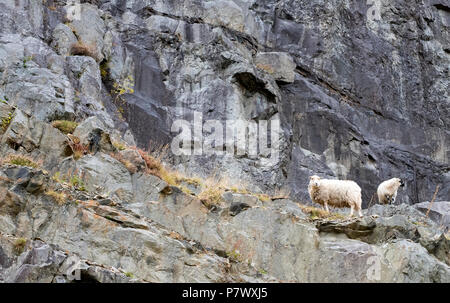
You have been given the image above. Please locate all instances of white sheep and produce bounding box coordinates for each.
[308,175,363,217]
[377,178,404,204]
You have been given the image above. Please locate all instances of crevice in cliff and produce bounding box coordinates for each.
[433,3,450,13]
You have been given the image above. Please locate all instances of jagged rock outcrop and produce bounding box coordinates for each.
[0,0,448,283]
[0,158,448,282]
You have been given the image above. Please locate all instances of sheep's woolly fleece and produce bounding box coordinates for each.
[308,175,363,217]
[377,178,403,204]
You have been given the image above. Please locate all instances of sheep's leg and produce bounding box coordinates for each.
[357,207,363,218]
[349,205,354,217]
[324,202,330,213]
[391,192,397,204]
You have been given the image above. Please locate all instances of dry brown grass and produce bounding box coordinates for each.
[135,147,164,176]
[45,190,68,205]
[197,175,234,207]
[70,42,100,61]
[120,144,277,206]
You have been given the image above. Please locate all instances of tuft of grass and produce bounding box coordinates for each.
[112,140,127,151]
[51,120,78,134]
[45,190,67,205]
[179,185,193,195]
[198,177,226,207]
[271,188,291,200]
[13,238,27,255]
[229,186,250,195]
[125,145,275,207]
[135,147,164,177]
[182,177,202,187]
[258,268,268,275]
[159,168,179,187]
[298,204,347,221]
[125,272,134,278]
[70,175,86,191]
[255,193,271,203]
[3,154,41,169]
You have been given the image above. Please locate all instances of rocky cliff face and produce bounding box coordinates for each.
[0,0,449,283]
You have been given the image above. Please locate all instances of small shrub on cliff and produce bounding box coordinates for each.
[51,120,78,134]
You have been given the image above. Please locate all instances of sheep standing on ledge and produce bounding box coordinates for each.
[377,178,404,204]
[308,175,363,217]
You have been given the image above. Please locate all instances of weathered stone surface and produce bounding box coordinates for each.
[415,201,450,231]
[1,110,71,166]
[59,153,133,202]
[316,217,377,239]
[0,235,135,283]
[51,23,78,57]
[65,3,105,62]
[0,0,448,284]
[73,116,115,153]
[254,52,296,83]
[0,169,275,282]
[123,185,450,282]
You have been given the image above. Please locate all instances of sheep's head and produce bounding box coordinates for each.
[392,177,404,188]
[309,175,321,187]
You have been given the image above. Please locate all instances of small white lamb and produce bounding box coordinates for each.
[308,175,363,217]
[377,178,404,204]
